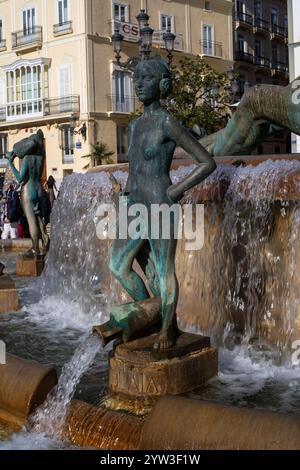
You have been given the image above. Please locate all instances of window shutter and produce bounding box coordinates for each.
[0,78,5,105]
[59,65,72,97]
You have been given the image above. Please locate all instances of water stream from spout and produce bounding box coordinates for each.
[30,334,101,438]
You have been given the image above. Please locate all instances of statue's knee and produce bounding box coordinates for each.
[109,256,128,279]
[109,256,120,278]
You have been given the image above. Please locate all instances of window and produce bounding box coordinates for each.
[271,8,278,25]
[23,8,36,35]
[0,78,5,106]
[237,1,245,13]
[255,39,261,57]
[6,65,45,119]
[58,64,72,111]
[117,126,128,162]
[272,44,278,63]
[204,1,211,11]
[238,34,245,53]
[113,3,128,22]
[58,0,69,25]
[203,24,214,55]
[254,1,262,18]
[61,126,74,163]
[160,14,174,32]
[0,18,3,42]
[113,70,133,112]
[0,134,7,160]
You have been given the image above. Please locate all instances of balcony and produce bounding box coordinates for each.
[53,21,73,37]
[44,95,80,115]
[235,51,254,65]
[254,56,270,70]
[253,17,269,35]
[271,61,289,76]
[12,26,43,53]
[200,40,223,58]
[0,39,6,52]
[0,107,5,122]
[271,24,287,42]
[0,95,80,124]
[235,11,253,29]
[152,31,184,52]
[110,19,184,51]
[107,94,140,114]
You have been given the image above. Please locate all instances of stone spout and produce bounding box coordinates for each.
[93,297,162,346]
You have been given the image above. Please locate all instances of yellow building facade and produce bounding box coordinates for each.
[0,0,233,184]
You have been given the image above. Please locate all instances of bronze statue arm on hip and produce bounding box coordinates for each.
[163,115,217,202]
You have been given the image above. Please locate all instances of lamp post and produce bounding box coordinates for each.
[111,9,176,68]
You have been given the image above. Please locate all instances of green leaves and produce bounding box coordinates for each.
[82,143,114,167]
[165,56,231,134]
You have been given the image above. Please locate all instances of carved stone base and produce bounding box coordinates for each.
[16,254,45,277]
[109,332,218,400]
[0,275,19,314]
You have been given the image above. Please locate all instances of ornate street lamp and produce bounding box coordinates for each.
[140,25,154,60]
[111,9,176,68]
[136,9,149,30]
[111,27,124,65]
[163,29,176,66]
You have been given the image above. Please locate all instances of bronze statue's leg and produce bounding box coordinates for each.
[149,236,179,349]
[21,192,41,254]
[109,236,149,302]
[135,240,161,297]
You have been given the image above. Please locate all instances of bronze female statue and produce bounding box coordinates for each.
[109,56,216,349]
[7,130,50,256]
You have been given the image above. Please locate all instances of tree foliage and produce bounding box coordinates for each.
[164,56,232,134]
[82,143,114,168]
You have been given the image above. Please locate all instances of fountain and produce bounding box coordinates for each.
[1,9,300,452]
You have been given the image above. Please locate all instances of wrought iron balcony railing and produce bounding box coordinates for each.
[235,51,254,64]
[271,24,287,38]
[200,40,223,58]
[235,11,253,26]
[254,17,269,32]
[254,56,270,68]
[53,21,73,35]
[271,61,289,73]
[107,94,140,114]
[12,26,43,50]
[0,39,6,50]
[0,95,80,122]
[44,95,80,115]
[0,107,5,122]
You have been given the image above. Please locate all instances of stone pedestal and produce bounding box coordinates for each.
[109,332,218,400]
[0,275,19,314]
[16,254,45,277]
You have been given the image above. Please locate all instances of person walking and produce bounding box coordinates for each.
[44,175,57,208]
[1,184,20,240]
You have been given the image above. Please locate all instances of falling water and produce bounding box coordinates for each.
[30,334,101,438]
[31,161,300,354]
[0,335,101,449]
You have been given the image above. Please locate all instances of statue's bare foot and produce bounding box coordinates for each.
[154,327,177,350]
